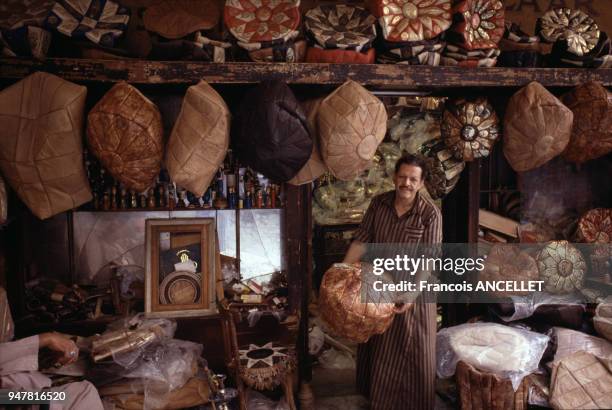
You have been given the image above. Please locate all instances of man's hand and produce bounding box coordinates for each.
[39,332,79,365]
[343,241,366,264]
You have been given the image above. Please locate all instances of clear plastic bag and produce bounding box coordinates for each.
[495,292,585,322]
[437,322,549,390]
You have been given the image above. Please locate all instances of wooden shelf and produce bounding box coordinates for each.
[1,58,612,88]
[73,207,283,212]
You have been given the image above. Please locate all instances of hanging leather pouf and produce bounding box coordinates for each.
[318,80,387,181]
[233,81,312,182]
[288,98,327,186]
[503,82,573,172]
[0,72,92,219]
[441,97,500,161]
[87,82,164,192]
[143,0,220,40]
[166,81,230,196]
[561,81,612,164]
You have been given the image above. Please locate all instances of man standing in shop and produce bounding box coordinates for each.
[344,153,442,410]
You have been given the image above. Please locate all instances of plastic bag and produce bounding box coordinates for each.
[551,327,612,362]
[495,291,585,322]
[92,314,176,368]
[437,322,549,390]
[245,389,290,410]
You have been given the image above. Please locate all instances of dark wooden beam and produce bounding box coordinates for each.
[1,58,611,87]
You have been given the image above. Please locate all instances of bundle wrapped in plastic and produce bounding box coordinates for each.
[92,316,176,364]
[437,322,549,390]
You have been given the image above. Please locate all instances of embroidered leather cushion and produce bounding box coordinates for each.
[537,8,599,56]
[45,0,130,47]
[142,0,220,39]
[304,4,376,51]
[561,81,612,164]
[224,0,300,44]
[87,82,163,192]
[238,342,296,390]
[536,241,586,294]
[0,72,92,219]
[318,80,387,181]
[503,82,573,172]
[441,97,500,161]
[166,81,230,197]
[448,0,504,50]
[233,81,312,182]
[305,46,375,64]
[288,98,327,186]
[371,0,451,43]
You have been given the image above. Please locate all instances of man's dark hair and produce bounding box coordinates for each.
[394,153,428,181]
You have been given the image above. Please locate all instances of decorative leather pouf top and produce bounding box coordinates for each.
[503,81,573,172]
[304,4,376,51]
[441,97,499,161]
[0,72,92,220]
[537,8,599,57]
[87,82,164,192]
[536,241,586,295]
[561,81,612,164]
[239,342,296,390]
[420,138,465,200]
[318,80,387,181]
[224,0,300,44]
[319,263,409,343]
[449,0,504,50]
[577,208,612,243]
[143,0,220,39]
[372,0,451,43]
[166,81,230,197]
[45,0,130,47]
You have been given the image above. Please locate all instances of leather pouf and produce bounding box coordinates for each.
[288,98,327,186]
[479,244,540,297]
[576,208,612,243]
[238,342,296,390]
[233,81,312,182]
[561,81,612,164]
[449,0,505,50]
[371,0,451,43]
[536,241,586,294]
[441,97,500,161]
[166,81,230,196]
[143,0,220,40]
[318,80,387,181]
[504,82,573,172]
[319,263,409,343]
[0,72,92,219]
[87,82,164,192]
